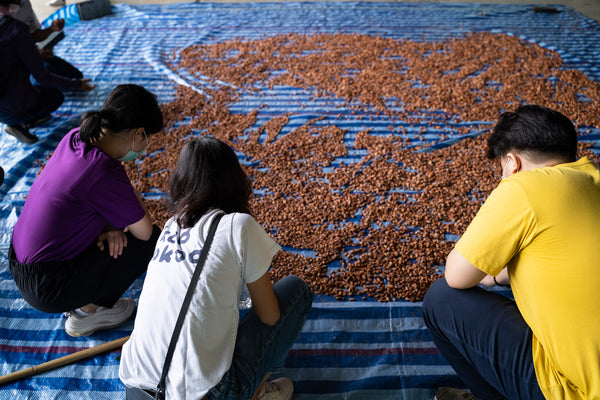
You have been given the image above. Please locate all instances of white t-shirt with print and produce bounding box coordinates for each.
[119,209,281,399]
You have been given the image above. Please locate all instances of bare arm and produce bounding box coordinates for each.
[444,248,487,289]
[480,266,510,287]
[247,272,280,326]
[125,191,154,240]
[126,214,154,241]
[31,18,64,42]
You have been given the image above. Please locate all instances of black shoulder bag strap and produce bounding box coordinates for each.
[154,213,223,400]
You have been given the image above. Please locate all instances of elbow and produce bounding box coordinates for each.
[259,310,280,327]
[129,216,155,241]
[137,230,153,241]
[444,274,467,289]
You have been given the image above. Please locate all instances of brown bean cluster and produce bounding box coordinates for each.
[123,32,600,302]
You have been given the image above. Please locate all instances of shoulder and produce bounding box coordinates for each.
[13,1,39,31]
[230,212,258,228]
[508,157,600,195]
[0,15,26,35]
[228,213,270,237]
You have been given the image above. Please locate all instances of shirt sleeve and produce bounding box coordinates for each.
[234,214,281,284]
[86,164,146,230]
[455,179,538,276]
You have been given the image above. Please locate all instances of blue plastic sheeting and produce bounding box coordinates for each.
[1,2,599,399]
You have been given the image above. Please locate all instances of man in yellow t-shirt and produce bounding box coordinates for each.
[423,105,600,400]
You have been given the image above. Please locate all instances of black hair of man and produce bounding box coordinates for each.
[486,105,578,163]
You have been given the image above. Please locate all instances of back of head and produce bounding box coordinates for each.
[170,137,252,228]
[79,84,164,144]
[486,105,578,163]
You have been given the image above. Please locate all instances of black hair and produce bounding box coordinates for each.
[170,137,252,228]
[0,0,18,7]
[79,84,163,145]
[486,105,578,162]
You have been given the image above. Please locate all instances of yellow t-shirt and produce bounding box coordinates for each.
[455,157,600,400]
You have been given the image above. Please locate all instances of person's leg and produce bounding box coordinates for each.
[1,86,63,143]
[8,226,160,313]
[44,56,83,79]
[0,86,63,126]
[70,225,161,308]
[422,278,545,400]
[209,275,313,399]
[1,111,39,143]
[25,85,64,125]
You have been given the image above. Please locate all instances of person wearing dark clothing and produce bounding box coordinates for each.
[0,0,93,144]
[14,0,83,80]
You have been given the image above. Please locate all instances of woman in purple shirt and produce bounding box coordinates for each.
[9,84,163,337]
[0,0,94,144]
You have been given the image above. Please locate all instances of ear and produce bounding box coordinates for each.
[505,152,521,175]
[133,127,145,138]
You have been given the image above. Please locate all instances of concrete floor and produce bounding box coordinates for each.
[31,0,600,24]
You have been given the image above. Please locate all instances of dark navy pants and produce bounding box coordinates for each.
[422,278,545,400]
[1,56,80,127]
[0,84,64,127]
[44,55,83,80]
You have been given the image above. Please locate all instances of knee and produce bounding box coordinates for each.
[422,277,451,325]
[276,275,313,312]
[47,88,65,111]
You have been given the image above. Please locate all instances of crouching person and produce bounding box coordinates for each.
[9,84,163,337]
[119,137,313,400]
[423,105,600,400]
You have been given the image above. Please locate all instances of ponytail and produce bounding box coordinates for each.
[79,110,109,144]
[79,84,163,145]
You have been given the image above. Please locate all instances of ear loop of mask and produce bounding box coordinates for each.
[501,158,511,180]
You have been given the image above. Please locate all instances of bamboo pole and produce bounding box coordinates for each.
[0,336,130,386]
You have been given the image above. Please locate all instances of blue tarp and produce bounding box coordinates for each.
[1,2,599,399]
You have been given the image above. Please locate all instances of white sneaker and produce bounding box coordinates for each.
[257,377,294,400]
[65,298,135,337]
[46,0,65,7]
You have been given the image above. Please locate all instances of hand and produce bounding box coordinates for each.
[39,48,53,59]
[50,18,65,32]
[97,229,128,259]
[80,78,95,91]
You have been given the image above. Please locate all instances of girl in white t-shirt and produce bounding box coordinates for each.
[120,137,313,400]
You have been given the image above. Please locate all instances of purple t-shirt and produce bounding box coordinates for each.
[12,128,146,263]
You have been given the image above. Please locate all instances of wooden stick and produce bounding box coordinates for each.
[0,336,130,386]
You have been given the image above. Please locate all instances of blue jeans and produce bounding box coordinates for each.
[422,278,545,400]
[208,275,313,400]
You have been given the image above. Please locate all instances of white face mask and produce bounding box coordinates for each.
[119,130,148,162]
